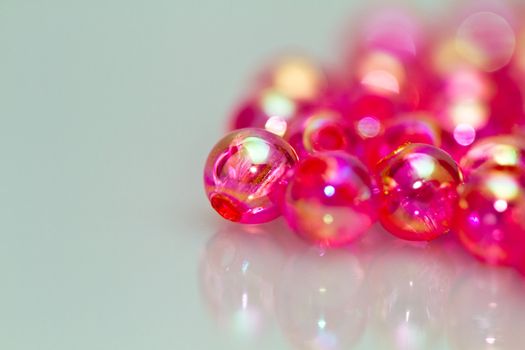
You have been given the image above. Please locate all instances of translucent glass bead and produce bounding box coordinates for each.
[361,113,442,170]
[283,152,376,247]
[284,109,353,159]
[229,89,300,137]
[376,143,463,241]
[460,135,525,178]
[455,167,525,267]
[204,128,298,224]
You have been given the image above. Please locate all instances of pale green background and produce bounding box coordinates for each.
[0,1,521,350]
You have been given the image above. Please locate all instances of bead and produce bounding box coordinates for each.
[258,55,327,102]
[283,152,376,247]
[376,143,463,241]
[460,135,525,178]
[284,109,352,158]
[229,89,300,137]
[359,112,442,170]
[204,128,298,224]
[455,167,525,267]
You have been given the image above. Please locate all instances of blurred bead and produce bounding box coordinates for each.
[259,55,327,102]
[361,112,442,169]
[230,89,300,137]
[455,167,525,267]
[283,152,376,247]
[284,109,352,158]
[460,135,525,178]
[204,128,298,224]
[376,143,463,241]
[455,11,516,73]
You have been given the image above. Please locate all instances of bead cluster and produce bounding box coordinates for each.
[204,4,525,272]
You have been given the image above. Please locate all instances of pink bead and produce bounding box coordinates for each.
[376,143,463,241]
[460,135,525,178]
[204,128,298,224]
[283,152,376,247]
[360,113,442,170]
[284,109,353,159]
[229,89,301,137]
[455,168,525,267]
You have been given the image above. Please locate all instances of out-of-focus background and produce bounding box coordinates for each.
[1,0,525,349]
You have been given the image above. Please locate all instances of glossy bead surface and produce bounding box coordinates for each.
[285,109,352,159]
[283,152,376,247]
[204,128,298,224]
[376,143,463,241]
[229,89,301,137]
[455,168,525,267]
[460,135,525,178]
[362,113,442,169]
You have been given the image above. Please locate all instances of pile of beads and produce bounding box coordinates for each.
[204,3,525,272]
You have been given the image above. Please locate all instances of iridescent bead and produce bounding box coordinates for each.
[361,113,442,170]
[257,55,327,102]
[204,128,298,224]
[284,109,352,158]
[455,167,525,267]
[229,89,300,137]
[283,152,376,247]
[460,135,525,178]
[376,143,463,241]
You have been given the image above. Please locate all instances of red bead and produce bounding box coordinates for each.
[230,89,300,137]
[360,113,442,170]
[455,167,525,267]
[460,135,525,178]
[283,152,377,247]
[284,109,352,158]
[204,128,298,224]
[376,143,463,241]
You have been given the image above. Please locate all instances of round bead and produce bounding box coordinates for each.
[359,113,442,169]
[284,109,352,159]
[258,55,327,102]
[455,167,525,267]
[283,152,376,247]
[460,135,525,178]
[204,128,298,224]
[376,143,463,241]
[229,89,300,137]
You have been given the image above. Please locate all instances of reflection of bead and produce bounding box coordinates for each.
[204,128,298,224]
[275,248,366,349]
[376,143,463,241]
[455,168,525,267]
[285,109,352,158]
[283,152,376,247]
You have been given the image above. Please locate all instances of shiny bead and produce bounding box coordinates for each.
[361,113,442,169]
[283,152,376,247]
[376,143,463,241]
[460,135,525,178]
[284,109,352,158]
[229,89,300,137]
[455,167,525,267]
[204,128,298,224]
